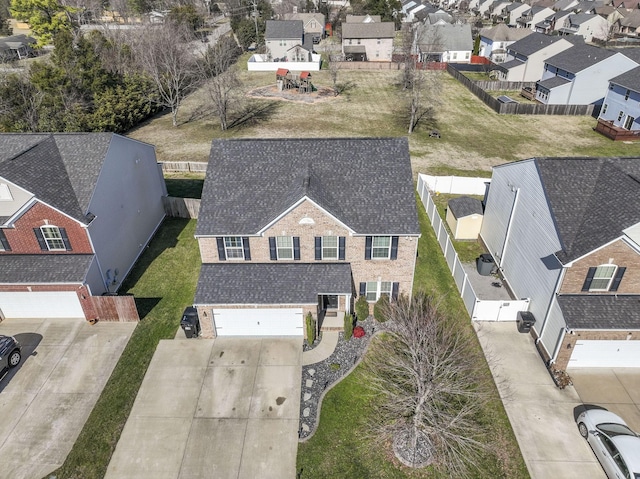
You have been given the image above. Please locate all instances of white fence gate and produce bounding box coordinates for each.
[417,175,529,321]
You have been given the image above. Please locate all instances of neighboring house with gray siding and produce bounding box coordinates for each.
[0,133,167,322]
[341,20,395,61]
[481,157,640,369]
[265,20,308,61]
[193,138,420,339]
[414,23,473,63]
[599,66,640,132]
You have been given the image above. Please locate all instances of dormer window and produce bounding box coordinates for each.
[34,226,71,251]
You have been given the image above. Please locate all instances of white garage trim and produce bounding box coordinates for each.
[0,291,84,319]
[213,308,304,336]
[568,340,640,368]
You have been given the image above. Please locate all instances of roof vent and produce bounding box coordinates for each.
[303,175,310,188]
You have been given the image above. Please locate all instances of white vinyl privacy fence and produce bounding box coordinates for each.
[417,175,529,321]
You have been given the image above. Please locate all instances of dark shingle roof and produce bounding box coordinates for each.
[448,196,483,218]
[534,157,640,263]
[558,295,640,329]
[265,20,303,40]
[0,133,113,223]
[341,22,395,39]
[480,23,532,41]
[544,44,616,73]
[537,75,570,89]
[0,254,94,283]
[609,65,640,92]
[196,138,420,236]
[507,32,563,57]
[194,263,353,304]
[417,24,473,52]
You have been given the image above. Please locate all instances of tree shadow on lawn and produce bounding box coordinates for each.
[228,100,282,130]
[119,218,192,295]
[164,177,204,199]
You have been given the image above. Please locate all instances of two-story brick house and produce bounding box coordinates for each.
[481,157,640,369]
[0,133,167,322]
[193,138,420,338]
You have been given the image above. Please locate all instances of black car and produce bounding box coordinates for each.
[0,335,22,372]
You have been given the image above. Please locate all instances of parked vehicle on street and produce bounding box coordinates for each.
[577,408,640,479]
[0,335,21,372]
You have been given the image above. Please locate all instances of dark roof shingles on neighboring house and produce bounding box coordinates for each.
[0,133,113,223]
[544,44,616,73]
[195,263,353,304]
[265,20,304,40]
[537,75,570,89]
[342,22,395,39]
[196,138,420,236]
[558,295,640,329]
[448,196,483,218]
[535,157,640,263]
[610,65,640,91]
[507,32,563,57]
[0,254,94,283]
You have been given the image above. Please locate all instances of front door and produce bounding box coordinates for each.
[322,295,339,310]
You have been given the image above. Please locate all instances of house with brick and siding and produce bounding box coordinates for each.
[193,138,420,339]
[0,133,167,322]
[480,157,640,370]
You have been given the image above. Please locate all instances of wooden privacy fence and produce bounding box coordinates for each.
[91,295,139,322]
[160,161,207,173]
[162,196,200,219]
[447,64,595,116]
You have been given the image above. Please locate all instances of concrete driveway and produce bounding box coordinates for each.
[473,322,606,479]
[0,317,136,479]
[571,368,640,432]
[105,337,302,479]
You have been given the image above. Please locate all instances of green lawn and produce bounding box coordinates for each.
[164,172,205,198]
[296,196,529,479]
[49,218,200,479]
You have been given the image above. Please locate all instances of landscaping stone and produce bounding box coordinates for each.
[303,407,310,417]
[298,318,376,440]
[303,392,311,401]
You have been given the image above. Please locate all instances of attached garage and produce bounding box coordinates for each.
[0,291,84,319]
[213,308,303,336]
[568,340,640,368]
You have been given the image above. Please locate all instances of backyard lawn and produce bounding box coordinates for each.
[49,219,200,479]
[296,196,529,479]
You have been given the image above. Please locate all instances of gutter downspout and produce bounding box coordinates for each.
[499,187,520,266]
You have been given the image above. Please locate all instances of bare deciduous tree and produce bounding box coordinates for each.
[362,292,492,477]
[197,35,242,130]
[325,37,342,95]
[132,21,200,126]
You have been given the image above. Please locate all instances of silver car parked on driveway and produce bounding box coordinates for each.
[577,408,640,479]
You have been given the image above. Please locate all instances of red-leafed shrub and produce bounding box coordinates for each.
[353,326,365,338]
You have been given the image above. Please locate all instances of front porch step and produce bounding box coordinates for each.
[320,326,344,332]
[324,311,338,317]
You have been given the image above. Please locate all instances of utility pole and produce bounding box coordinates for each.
[251,0,259,41]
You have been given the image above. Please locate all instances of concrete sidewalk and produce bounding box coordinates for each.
[106,337,302,479]
[473,322,605,479]
[302,331,339,366]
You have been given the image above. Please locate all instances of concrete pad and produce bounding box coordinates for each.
[602,403,640,432]
[249,365,301,419]
[1,345,66,394]
[612,369,640,403]
[238,418,299,479]
[0,392,98,465]
[35,319,85,346]
[258,338,302,366]
[528,461,605,479]
[0,460,61,479]
[0,319,46,338]
[209,338,262,367]
[179,418,246,479]
[569,369,633,404]
[105,417,192,479]
[195,366,256,418]
[0,391,35,446]
[151,339,214,367]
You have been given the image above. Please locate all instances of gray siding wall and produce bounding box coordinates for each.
[87,135,166,294]
[540,295,566,361]
[85,256,105,295]
[480,159,565,346]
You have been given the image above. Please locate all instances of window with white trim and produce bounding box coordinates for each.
[625,89,630,100]
[618,111,624,122]
[276,236,294,259]
[41,226,65,251]
[372,236,391,259]
[590,264,617,291]
[322,236,338,259]
[602,103,608,115]
[624,115,634,130]
[366,281,392,301]
[224,237,244,259]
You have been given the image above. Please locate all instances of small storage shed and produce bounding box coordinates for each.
[446,196,483,240]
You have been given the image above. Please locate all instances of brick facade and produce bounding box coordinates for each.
[555,329,640,370]
[1,202,92,254]
[198,199,418,299]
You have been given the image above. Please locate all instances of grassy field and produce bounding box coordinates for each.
[128,66,640,175]
[50,219,200,479]
[296,195,529,479]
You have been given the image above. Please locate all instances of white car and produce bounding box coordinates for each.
[576,408,640,479]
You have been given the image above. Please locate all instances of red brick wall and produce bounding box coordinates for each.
[1,202,92,254]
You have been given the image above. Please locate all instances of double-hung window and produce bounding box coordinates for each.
[582,264,626,292]
[372,236,391,259]
[41,226,66,251]
[322,236,338,260]
[365,281,392,301]
[224,237,244,259]
[276,236,294,259]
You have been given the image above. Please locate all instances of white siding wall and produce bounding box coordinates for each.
[569,54,638,105]
[87,135,166,294]
[540,296,566,360]
[480,160,566,352]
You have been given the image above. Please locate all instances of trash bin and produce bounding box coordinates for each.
[180,306,200,339]
[476,254,495,276]
[516,311,536,333]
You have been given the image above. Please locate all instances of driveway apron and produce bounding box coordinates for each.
[106,337,302,479]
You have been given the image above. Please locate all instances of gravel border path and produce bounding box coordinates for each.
[298,319,378,441]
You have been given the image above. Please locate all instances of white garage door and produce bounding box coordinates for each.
[213,308,303,336]
[568,340,640,368]
[0,292,84,319]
